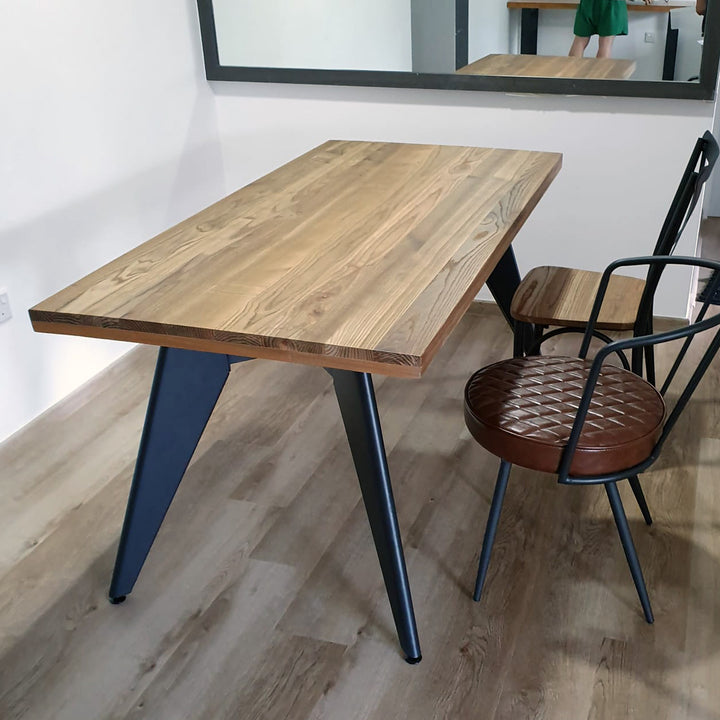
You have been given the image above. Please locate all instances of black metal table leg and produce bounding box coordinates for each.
[108,348,250,602]
[520,8,539,55]
[663,14,679,81]
[326,369,422,663]
[486,244,533,355]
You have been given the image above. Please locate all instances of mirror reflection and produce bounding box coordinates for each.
[212,0,706,82]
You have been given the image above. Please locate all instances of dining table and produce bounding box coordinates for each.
[29,140,562,663]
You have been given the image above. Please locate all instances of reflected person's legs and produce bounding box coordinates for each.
[569,35,590,57]
[597,36,615,58]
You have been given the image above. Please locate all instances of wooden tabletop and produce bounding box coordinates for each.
[507,1,686,11]
[30,141,561,378]
[458,54,636,79]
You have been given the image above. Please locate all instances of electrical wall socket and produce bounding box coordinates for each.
[0,289,12,323]
[644,32,656,43]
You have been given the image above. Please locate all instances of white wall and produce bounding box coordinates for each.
[0,2,716,446]
[214,0,412,72]
[412,0,456,73]
[470,0,512,59]
[212,82,712,309]
[706,84,720,215]
[673,5,707,82]
[0,0,225,443]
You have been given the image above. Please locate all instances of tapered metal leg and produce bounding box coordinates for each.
[605,481,654,624]
[632,318,656,385]
[526,323,548,357]
[632,346,643,377]
[474,460,511,602]
[628,475,653,526]
[487,245,521,330]
[327,369,421,663]
[487,244,533,355]
[108,348,242,601]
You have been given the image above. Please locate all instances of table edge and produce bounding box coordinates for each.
[29,318,426,378]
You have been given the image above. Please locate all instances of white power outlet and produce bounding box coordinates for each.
[645,32,656,44]
[0,289,12,323]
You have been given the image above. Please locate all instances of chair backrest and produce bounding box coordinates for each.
[558,255,720,484]
[653,131,719,258]
[633,132,719,340]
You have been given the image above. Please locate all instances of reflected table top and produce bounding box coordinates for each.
[458,54,636,79]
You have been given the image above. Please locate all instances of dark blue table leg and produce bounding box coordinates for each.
[326,369,422,664]
[108,348,250,602]
[486,244,532,356]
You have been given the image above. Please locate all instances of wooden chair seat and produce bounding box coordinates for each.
[464,355,665,477]
[510,266,646,330]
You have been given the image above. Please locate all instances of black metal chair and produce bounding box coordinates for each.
[465,256,720,623]
[511,131,719,385]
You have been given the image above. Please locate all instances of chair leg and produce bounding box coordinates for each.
[513,322,529,358]
[604,481,654,623]
[628,475,653,526]
[531,324,547,355]
[521,323,547,357]
[473,460,512,602]
[644,345,656,386]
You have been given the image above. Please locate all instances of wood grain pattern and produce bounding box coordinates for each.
[510,265,647,329]
[29,141,561,377]
[458,54,636,80]
[3,302,720,719]
[508,0,685,12]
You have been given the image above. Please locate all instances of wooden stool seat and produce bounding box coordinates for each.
[510,266,646,330]
[464,355,665,477]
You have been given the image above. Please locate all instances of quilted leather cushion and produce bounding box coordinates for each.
[464,356,665,477]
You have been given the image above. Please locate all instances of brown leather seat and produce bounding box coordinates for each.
[464,355,665,477]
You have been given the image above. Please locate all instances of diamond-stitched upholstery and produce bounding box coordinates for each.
[464,356,666,477]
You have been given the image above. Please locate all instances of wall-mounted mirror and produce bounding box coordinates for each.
[197,0,720,100]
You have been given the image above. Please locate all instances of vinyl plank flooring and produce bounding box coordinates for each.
[2,303,720,720]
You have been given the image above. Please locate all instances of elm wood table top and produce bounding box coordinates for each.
[30,141,561,378]
[507,1,686,11]
[458,54,636,79]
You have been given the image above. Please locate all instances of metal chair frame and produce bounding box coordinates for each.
[473,255,720,625]
[516,131,720,385]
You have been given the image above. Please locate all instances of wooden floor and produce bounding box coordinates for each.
[2,303,720,720]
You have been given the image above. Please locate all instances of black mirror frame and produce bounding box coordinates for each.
[197,0,720,101]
